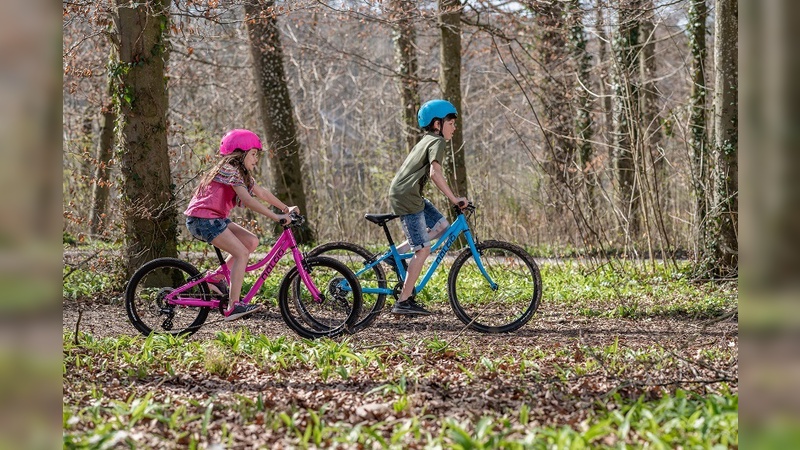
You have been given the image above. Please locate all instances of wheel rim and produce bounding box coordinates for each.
[284,259,359,336]
[450,243,539,332]
[127,260,209,335]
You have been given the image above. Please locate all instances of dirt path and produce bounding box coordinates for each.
[63,298,737,354]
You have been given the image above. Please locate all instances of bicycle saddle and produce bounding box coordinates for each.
[364,213,398,226]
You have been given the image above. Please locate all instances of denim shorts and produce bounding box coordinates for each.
[399,199,447,252]
[186,216,231,243]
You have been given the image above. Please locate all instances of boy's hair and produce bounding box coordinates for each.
[195,150,254,195]
[422,113,457,133]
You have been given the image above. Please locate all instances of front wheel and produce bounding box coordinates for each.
[306,241,387,333]
[124,258,210,337]
[447,240,542,333]
[278,256,362,339]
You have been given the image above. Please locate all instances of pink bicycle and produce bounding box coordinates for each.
[124,214,362,339]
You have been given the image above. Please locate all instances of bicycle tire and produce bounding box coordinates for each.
[125,258,211,337]
[306,241,387,332]
[447,240,542,333]
[278,256,363,339]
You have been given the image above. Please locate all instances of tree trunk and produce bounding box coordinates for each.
[688,0,709,255]
[612,0,642,240]
[389,0,420,155]
[245,1,314,244]
[90,96,116,238]
[534,0,575,216]
[439,0,468,203]
[596,0,614,152]
[638,0,671,261]
[79,111,93,182]
[705,0,738,276]
[112,0,177,278]
[568,0,595,203]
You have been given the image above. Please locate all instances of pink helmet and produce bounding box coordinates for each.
[219,129,262,155]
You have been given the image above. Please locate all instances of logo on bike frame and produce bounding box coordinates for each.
[261,248,286,280]
[434,234,457,266]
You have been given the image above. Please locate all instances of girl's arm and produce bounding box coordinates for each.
[233,185,288,222]
[430,161,467,206]
[252,184,300,214]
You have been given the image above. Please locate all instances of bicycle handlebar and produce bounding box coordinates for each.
[281,212,306,228]
[453,201,476,217]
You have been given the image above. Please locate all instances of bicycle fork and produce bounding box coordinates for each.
[464,231,498,291]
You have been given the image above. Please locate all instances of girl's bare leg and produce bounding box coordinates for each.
[210,223,258,312]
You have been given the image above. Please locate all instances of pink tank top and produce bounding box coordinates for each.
[184,164,252,219]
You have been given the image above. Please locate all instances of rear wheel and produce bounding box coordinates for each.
[447,240,541,333]
[278,256,362,339]
[306,242,387,332]
[125,258,210,337]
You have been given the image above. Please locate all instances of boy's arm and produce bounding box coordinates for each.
[429,161,467,206]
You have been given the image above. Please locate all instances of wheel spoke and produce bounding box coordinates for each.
[125,258,210,336]
[448,241,541,333]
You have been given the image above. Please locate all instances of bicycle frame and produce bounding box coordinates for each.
[356,211,498,296]
[165,226,322,308]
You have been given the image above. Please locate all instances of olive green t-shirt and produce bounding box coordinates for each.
[389,133,446,215]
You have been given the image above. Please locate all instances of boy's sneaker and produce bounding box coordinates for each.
[391,299,432,316]
[224,303,262,321]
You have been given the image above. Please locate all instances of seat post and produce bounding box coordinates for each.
[213,246,226,265]
[381,224,396,247]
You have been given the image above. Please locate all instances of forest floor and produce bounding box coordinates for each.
[63,296,738,448]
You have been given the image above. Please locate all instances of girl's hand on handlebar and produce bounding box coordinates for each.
[278,214,291,226]
[285,205,300,215]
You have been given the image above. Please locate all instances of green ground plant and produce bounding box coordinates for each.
[63,326,738,448]
[63,251,737,448]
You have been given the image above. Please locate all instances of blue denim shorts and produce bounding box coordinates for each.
[399,199,447,251]
[186,216,231,243]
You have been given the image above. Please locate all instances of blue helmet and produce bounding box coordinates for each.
[417,99,458,128]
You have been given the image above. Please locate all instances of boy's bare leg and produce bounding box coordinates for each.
[399,246,430,301]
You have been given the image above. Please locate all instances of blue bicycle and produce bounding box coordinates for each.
[307,203,542,333]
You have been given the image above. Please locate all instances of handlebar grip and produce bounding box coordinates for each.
[284,212,305,227]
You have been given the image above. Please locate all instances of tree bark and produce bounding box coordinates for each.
[596,0,614,152]
[245,1,314,243]
[112,0,177,277]
[389,0,420,155]
[439,0,468,203]
[688,0,709,255]
[534,0,575,215]
[612,0,642,239]
[638,0,671,261]
[705,0,738,276]
[568,0,595,203]
[90,96,115,238]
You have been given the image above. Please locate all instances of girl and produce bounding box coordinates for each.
[184,129,299,321]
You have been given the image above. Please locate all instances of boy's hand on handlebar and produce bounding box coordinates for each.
[454,197,469,209]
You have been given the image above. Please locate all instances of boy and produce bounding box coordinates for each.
[389,99,468,315]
